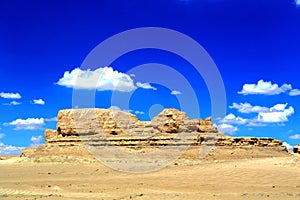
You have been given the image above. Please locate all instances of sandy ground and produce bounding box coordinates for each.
[1,155,300,200]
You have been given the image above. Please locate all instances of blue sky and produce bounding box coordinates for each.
[1,0,300,154]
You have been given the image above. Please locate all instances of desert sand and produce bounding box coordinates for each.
[1,154,300,200]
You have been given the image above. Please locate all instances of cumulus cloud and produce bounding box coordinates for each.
[31,99,45,105]
[136,82,157,90]
[219,113,247,125]
[282,142,293,150]
[4,118,45,130]
[289,134,300,140]
[218,123,238,134]
[256,104,294,123]
[229,102,269,113]
[171,90,182,95]
[56,67,136,92]
[238,80,292,95]
[224,103,295,128]
[0,92,21,99]
[289,89,300,96]
[0,142,24,155]
[30,135,43,147]
[2,101,21,106]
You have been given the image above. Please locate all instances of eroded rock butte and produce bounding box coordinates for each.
[20,108,288,161]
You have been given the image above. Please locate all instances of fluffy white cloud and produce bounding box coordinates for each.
[220,113,247,125]
[171,90,182,95]
[2,101,21,106]
[282,142,293,150]
[30,135,43,147]
[289,89,300,96]
[57,67,136,92]
[0,142,24,155]
[238,80,292,95]
[4,118,45,130]
[289,134,300,140]
[256,104,294,123]
[0,92,21,99]
[228,102,295,126]
[229,102,269,113]
[296,0,300,6]
[32,99,45,105]
[136,82,157,90]
[218,123,238,134]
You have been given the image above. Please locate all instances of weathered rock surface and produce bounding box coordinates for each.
[293,144,300,154]
[20,108,288,161]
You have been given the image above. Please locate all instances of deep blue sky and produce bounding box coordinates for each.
[1,0,300,154]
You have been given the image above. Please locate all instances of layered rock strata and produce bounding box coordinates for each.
[20,108,288,161]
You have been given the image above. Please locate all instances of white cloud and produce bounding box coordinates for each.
[136,82,157,90]
[0,92,21,99]
[289,134,300,140]
[256,104,294,123]
[218,123,238,134]
[296,0,300,6]
[45,117,58,122]
[171,90,182,95]
[4,118,45,130]
[282,142,293,150]
[57,67,136,92]
[220,113,247,125]
[0,142,24,155]
[30,135,43,147]
[229,102,269,113]
[238,80,292,95]
[0,133,5,139]
[134,110,145,115]
[32,99,45,105]
[228,103,295,126]
[289,89,300,96]
[2,101,21,106]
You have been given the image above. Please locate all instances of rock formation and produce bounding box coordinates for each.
[20,108,288,161]
[293,144,300,154]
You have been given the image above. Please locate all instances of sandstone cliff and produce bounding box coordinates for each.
[20,108,288,162]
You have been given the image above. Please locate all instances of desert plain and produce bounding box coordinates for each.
[0,154,300,200]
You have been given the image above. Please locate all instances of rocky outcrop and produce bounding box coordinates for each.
[217,137,283,147]
[20,108,288,161]
[293,144,300,154]
[198,117,218,133]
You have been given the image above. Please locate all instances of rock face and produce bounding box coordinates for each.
[56,108,139,137]
[20,108,288,161]
[293,144,300,154]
